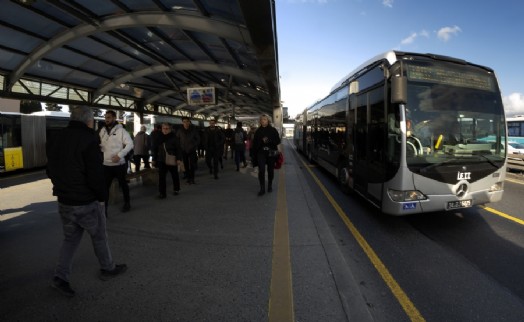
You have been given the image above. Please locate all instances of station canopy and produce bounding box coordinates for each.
[0,0,280,121]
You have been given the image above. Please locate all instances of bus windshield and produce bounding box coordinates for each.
[402,61,506,173]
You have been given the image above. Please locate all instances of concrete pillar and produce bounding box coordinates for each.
[273,105,283,136]
[133,112,143,135]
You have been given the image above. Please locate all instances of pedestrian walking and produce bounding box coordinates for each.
[152,123,181,198]
[203,119,225,179]
[233,121,248,171]
[46,106,127,297]
[176,117,200,184]
[252,114,282,196]
[99,110,134,213]
[132,125,151,172]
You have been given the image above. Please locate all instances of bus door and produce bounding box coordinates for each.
[353,95,368,192]
[366,88,387,204]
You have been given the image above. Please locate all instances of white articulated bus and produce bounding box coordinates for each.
[294,51,507,215]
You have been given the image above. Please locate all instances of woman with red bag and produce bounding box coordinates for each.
[252,114,282,196]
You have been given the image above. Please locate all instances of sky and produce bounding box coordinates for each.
[275,0,524,119]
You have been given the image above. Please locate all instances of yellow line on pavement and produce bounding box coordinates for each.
[268,167,295,322]
[480,206,524,226]
[301,159,425,322]
[505,177,524,185]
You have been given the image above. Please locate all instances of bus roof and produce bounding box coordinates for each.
[301,51,495,115]
[330,50,398,93]
[506,115,524,122]
[329,50,489,94]
[31,111,71,118]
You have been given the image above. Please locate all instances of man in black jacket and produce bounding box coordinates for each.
[46,106,127,297]
[203,119,225,179]
[176,117,200,184]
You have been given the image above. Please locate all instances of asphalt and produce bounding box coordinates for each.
[0,139,373,322]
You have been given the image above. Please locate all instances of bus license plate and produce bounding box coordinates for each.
[447,199,472,210]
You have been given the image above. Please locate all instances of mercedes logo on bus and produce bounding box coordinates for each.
[455,184,468,198]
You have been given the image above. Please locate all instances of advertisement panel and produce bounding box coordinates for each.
[187,87,216,105]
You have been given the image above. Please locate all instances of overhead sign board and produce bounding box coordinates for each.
[187,87,216,106]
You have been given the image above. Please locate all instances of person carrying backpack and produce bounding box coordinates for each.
[233,121,248,171]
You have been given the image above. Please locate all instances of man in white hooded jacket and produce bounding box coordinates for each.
[99,110,134,213]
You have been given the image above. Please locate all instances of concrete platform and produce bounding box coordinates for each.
[0,139,372,322]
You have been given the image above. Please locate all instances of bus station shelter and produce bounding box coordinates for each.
[0,0,281,126]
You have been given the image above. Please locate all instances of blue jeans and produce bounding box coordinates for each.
[234,148,246,169]
[54,201,114,282]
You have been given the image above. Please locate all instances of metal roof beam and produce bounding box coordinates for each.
[144,84,268,105]
[95,61,262,97]
[8,12,253,87]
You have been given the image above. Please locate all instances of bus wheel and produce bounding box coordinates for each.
[337,162,351,194]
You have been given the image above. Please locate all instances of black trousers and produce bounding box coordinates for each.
[257,151,276,188]
[158,162,180,196]
[205,149,221,175]
[182,150,197,182]
[132,154,150,172]
[104,164,130,204]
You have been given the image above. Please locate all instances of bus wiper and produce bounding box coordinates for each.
[473,154,500,168]
[444,153,500,168]
[420,158,458,173]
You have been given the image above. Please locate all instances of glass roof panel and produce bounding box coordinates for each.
[68,36,143,71]
[0,27,42,53]
[74,0,122,17]
[205,0,243,23]
[0,49,25,70]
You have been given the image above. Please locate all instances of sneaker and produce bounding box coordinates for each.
[99,264,128,281]
[51,276,75,297]
[157,194,166,199]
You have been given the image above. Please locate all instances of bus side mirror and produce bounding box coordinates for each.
[391,76,407,104]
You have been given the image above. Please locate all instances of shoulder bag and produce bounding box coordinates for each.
[164,143,177,166]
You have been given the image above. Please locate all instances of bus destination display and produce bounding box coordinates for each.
[407,64,495,91]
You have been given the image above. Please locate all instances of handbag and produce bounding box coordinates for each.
[164,144,177,166]
[274,152,284,169]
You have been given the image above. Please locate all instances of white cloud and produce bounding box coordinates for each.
[503,92,524,116]
[401,32,418,45]
[400,30,429,46]
[383,0,394,8]
[436,25,461,42]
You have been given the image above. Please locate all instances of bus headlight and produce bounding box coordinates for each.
[489,181,503,192]
[388,189,428,202]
